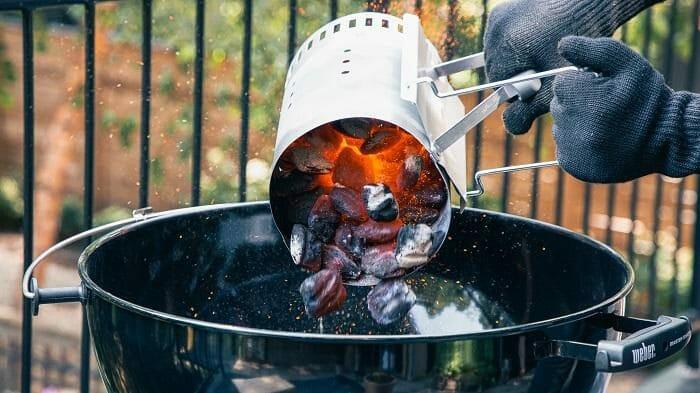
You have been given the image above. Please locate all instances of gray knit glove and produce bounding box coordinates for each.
[484,0,662,134]
[552,36,700,183]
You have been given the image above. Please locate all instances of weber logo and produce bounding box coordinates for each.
[631,342,656,364]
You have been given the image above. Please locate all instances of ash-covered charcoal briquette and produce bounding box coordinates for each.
[362,183,399,222]
[272,169,318,197]
[323,245,361,280]
[288,146,333,174]
[360,128,402,154]
[334,223,365,259]
[397,154,422,191]
[414,183,447,208]
[400,206,439,225]
[333,118,371,139]
[330,185,368,222]
[308,195,339,242]
[367,279,416,325]
[299,268,347,318]
[395,224,433,268]
[361,243,404,279]
[353,219,402,244]
[290,224,323,272]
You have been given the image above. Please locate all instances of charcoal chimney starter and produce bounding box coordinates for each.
[270,13,463,282]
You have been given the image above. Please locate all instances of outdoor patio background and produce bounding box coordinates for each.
[0,0,698,392]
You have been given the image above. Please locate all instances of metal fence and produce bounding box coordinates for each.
[0,321,105,393]
[0,0,698,392]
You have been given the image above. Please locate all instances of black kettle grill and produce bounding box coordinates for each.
[23,202,691,392]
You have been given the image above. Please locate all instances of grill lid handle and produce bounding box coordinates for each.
[21,207,161,315]
[535,314,692,372]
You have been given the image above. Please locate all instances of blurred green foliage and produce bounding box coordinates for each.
[0,42,15,109]
[621,0,698,87]
[0,176,22,231]
[58,197,133,240]
[151,156,164,185]
[101,110,138,148]
[58,196,82,239]
[158,69,176,97]
[94,205,132,226]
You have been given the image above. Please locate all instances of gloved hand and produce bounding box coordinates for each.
[552,36,700,183]
[484,0,661,134]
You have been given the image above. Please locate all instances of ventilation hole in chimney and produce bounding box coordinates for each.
[349,19,357,28]
[320,31,326,40]
[397,24,403,33]
[341,70,350,75]
[334,24,341,33]
[365,18,372,26]
[344,49,351,53]
[381,19,389,28]
[308,40,313,49]
[342,59,350,64]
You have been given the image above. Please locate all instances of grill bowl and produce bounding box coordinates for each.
[77,202,635,392]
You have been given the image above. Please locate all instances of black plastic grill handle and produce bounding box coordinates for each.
[535,314,692,373]
[595,315,691,372]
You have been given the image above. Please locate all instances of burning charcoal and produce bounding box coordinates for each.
[333,118,371,139]
[395,224,433,268]
[354,219,402,244]
[334,223,365,260]
[308,195,339,242]
[329,185,368,222]
[400,206,439,225]
[397,155,423,191]
[360,128,402,154]
[367,279,416,325]
[289,146,333,174]
[414,183,447,208]
[362,183,399,222]
[290,224,323,272]
[324,245,361,280]
[299,268,348,318]
[332,147,370,191]
[361,244,404,279]
[272,169,318,197]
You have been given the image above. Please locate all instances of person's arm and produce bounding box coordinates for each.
[551,36,700,183]
[484,0,663,134]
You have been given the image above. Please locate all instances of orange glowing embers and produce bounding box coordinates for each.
[270,118,447,319]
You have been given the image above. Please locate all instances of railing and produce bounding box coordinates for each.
[0,321,105,393]
[0,0,698,392]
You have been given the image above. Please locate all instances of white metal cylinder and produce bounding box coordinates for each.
[270,12,451,264]
[274,13,429,164]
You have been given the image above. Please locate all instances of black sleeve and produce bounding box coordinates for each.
[653,92,700,178]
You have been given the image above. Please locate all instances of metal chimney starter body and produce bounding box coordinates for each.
[270,13,459,264]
